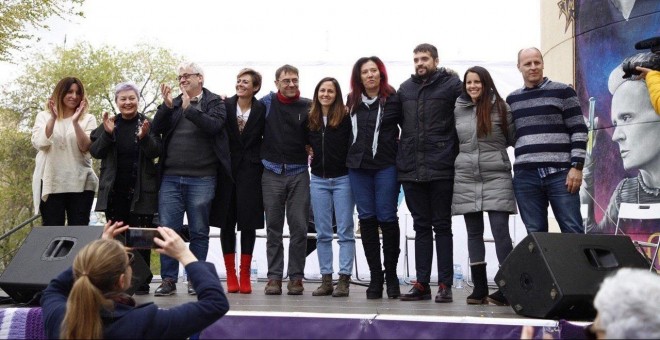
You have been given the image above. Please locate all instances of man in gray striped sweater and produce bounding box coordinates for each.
[506,47,588,234]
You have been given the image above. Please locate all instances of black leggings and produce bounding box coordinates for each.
[464,211,513,264]
[220,228,256,255]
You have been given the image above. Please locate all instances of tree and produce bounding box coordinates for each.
[0,0,85,62]
[3,41,182,128]
[0,42,180,269]
[0,107,34,270]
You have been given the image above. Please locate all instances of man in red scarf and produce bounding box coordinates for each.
[259,65,312,295]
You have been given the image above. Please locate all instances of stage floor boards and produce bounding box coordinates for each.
[134,279,526,320]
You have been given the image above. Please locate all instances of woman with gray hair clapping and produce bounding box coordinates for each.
[90,82,162,294]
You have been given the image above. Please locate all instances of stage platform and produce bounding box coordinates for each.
[0,279,590,339]
[127,279,589,339]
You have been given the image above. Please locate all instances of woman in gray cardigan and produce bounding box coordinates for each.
[452,66,515,306]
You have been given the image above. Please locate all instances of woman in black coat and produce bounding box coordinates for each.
[90,82,161,295]
[211,68,266,294]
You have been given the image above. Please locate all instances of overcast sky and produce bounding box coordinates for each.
[0,0,540,96]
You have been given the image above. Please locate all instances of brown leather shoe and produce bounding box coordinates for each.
[287,279,304,295]
[264,279,282,295]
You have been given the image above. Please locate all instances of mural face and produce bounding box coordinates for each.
[575,0,660,263]
[610,79,660,172]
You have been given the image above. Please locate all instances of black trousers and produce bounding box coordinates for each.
[464,211,513,264]
[39,190,95,226]
[402,180,454,286]
[105,191,154,287]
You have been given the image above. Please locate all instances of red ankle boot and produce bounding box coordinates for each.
[239,254,253,294]
[224,254,239,293]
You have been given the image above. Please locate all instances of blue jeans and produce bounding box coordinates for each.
[159,175,216,281]
[348,166,399,223]
[311,174,355,276]
[513,169,583,234]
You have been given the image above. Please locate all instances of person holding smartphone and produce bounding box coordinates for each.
[31,77,98,227]
[41,221,230,339]
[90,82,162,295]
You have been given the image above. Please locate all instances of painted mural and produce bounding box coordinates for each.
[574,0,660,264]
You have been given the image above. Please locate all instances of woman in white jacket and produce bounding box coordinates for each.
[31,77,98,226]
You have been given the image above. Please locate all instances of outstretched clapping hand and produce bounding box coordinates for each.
[71,99,87,122]
[137,119,150,140]
[102,111,115,134]
[160,83,174,109]
[180,84,191,110]
[154,227,197,266]
[47,99,58,120]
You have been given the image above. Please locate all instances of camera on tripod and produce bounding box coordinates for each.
[622,36,660,79]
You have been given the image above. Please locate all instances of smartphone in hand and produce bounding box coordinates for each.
[125,227,162,249]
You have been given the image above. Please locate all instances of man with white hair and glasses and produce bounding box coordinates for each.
[152,61,231,296]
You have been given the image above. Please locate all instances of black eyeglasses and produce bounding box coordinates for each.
[178,73,200,81]
[278,78,299,86]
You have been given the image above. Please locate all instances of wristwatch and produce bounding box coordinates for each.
[571,162,584,171]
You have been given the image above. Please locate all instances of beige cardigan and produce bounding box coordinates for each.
[31,111,99,214]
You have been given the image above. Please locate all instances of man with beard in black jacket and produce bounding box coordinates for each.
[397,43,462,303]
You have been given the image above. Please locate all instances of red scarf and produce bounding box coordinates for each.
[277,90,300,104]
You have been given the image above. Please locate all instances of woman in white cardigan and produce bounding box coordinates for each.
[31,77,98,226]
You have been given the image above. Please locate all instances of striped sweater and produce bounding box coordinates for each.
[506,78,588,171]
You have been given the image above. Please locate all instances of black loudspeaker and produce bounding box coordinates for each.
[494,232,649,320]
[0,226,152,304]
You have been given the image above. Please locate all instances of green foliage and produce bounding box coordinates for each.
[0,107,36,269]
[0,42,180,269]
[0,0,85,62]
[3,41,181,128]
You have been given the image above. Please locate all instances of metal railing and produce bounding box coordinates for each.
[0,215,40,243]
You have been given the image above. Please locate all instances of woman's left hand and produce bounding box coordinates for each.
[137,119,150,140]
[72,99,87,122]
[102,111,115,134]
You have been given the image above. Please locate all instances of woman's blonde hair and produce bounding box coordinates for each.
[46,77,89,121]
[60,239,130,339]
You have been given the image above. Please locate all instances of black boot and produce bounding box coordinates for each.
[367,271,384,299]
[381,220,401,299]
[360,218,383,299]
[487,289,509,306]
[466,263,488,305]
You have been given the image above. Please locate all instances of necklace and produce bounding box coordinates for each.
[638,173,660,196]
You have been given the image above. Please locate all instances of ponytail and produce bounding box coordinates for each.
[60,276,112,339]
[59,239,129,339]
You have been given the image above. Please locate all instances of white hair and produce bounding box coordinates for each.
[177,61,205,77]
[593,268,660,339]
[114,82,140,101]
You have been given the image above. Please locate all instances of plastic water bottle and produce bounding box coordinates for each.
[182,269,188,283]
[251,258,258,284]
[453,264,463,289]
